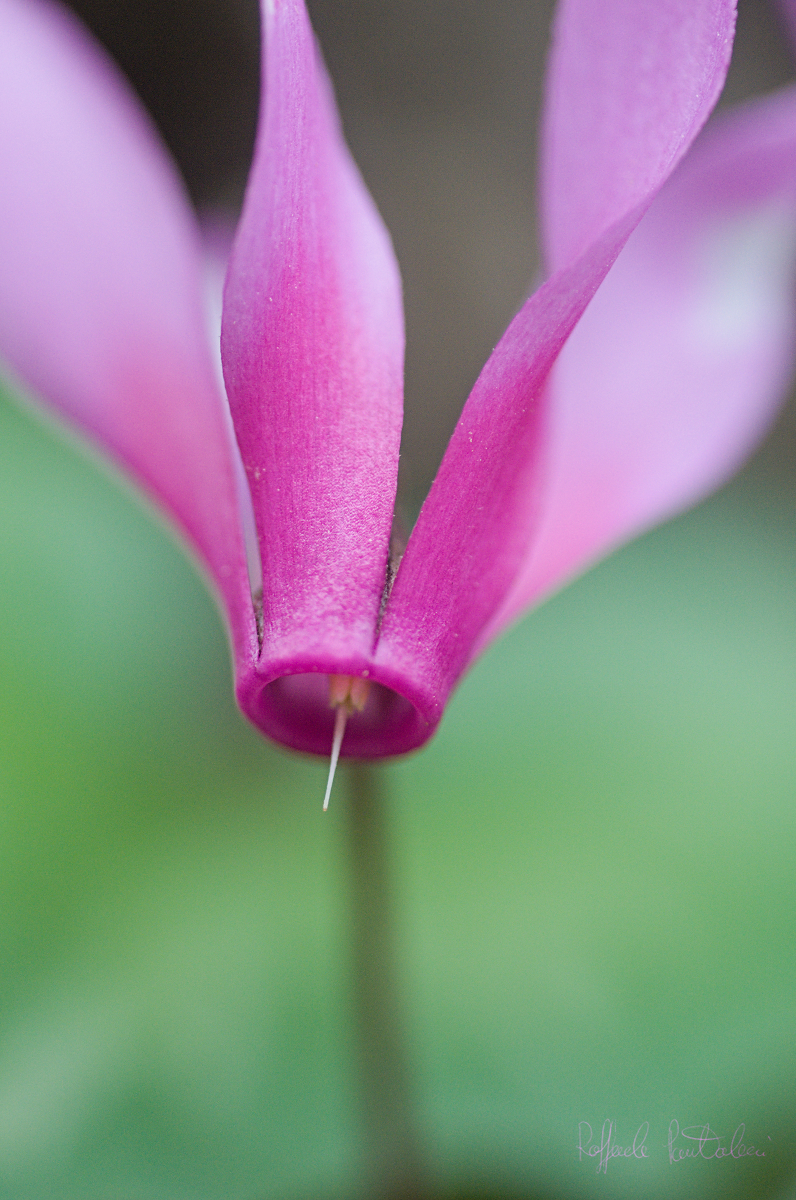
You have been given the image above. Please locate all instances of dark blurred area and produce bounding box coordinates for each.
[61,0,796,504]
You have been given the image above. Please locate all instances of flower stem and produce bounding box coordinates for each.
[344,761,424,1199]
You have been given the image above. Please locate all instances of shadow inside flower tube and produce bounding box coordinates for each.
[257,673,423,759]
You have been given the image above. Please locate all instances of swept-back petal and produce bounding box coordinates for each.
[485,86,796,640]
[375,0,736,733]
[542,0,736,273]
[223,0,405,753]
[0,0,255,660]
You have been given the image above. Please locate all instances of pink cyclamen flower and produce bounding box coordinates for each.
[2,0,796,766]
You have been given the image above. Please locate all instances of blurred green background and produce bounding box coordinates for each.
[3,1,796,1197]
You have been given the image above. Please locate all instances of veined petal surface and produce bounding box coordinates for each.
[0,0,255,660]
[375,0,736,732]
[486,86,796,640]
[223,0,406,753]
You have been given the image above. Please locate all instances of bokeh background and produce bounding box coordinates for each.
[2,1,796,1196]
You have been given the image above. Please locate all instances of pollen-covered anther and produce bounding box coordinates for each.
[323,675,372,811]
[328,673,371,713]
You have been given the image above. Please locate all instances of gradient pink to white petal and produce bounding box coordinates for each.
[0,0,256,664]
[2,0,795,761]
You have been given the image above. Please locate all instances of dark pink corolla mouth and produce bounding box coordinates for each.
[235,643,444,758]
[242,672,430,759]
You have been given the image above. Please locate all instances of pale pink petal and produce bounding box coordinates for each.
[223,0,406,753]
[0,0,256,660]
[485,86,796,641]
[375,0,736,734]
[542,0,736,272]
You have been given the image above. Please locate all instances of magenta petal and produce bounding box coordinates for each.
[486,86,796,639]
[375,0,736,730]
[223,0,406,753]
[0,0,255,660]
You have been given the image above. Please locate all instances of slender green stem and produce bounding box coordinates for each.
[344,761,424,1200]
